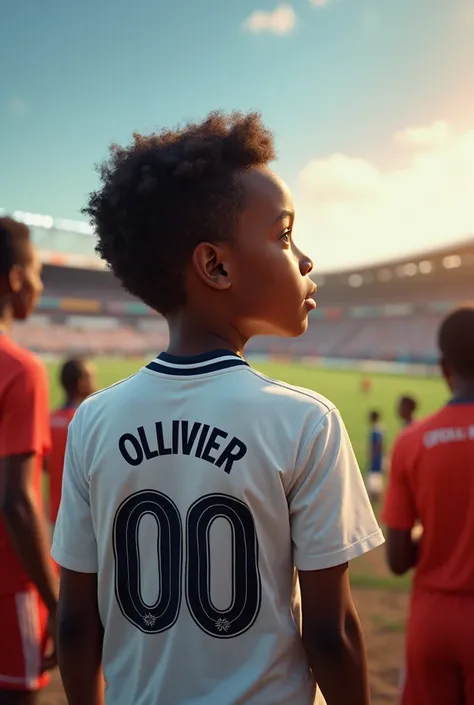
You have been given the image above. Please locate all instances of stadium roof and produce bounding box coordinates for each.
[314,234,474,278]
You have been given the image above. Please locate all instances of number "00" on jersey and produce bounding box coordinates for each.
[112,491,261,638]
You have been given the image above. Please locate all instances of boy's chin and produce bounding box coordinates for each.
[270,318,310,339]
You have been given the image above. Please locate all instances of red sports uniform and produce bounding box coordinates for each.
[383,400,474,705]
[49,407,76,524]
[0,335,51,691]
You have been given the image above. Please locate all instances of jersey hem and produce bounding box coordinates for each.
[51,544,98,574]
[294,528,385,571]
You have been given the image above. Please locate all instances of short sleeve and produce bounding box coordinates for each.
[0,364,51,458]
[51,412,98,573]
[381,435,417,531]
[289,408,384,571]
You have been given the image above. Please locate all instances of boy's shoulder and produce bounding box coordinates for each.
[72,371,141,419]
[75,364,337,426]
[243,366,336,420]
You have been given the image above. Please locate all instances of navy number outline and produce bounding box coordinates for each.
[113,491,261,638]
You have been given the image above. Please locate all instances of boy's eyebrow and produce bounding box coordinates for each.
[272,209,294,224]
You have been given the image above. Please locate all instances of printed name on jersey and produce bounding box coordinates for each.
[423,425,474,448]
[118,420,247,474]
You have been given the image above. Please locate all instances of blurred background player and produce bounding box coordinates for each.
[397,395,417,428]
[0,217,58,704]
[47,359,96,526]
[366,410,384,502]
[383,307,474,705]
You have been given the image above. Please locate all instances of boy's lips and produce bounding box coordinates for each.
[304,285,317,310]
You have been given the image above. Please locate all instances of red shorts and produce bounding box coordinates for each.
[0,588,50,692]
[401,590,474,705]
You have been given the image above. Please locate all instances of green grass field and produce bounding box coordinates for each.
[46,357,447,468]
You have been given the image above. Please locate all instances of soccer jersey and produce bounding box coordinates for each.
[383,400,474,595]
[49,406,77,523]
[52,350,384,705]
[0,335,51,596]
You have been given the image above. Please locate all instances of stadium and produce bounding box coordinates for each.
[4,208,474,704]
[8,207,474,365]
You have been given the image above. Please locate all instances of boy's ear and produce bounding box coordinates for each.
[192,242,231,291]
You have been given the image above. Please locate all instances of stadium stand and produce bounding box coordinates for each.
[4,209,474,362]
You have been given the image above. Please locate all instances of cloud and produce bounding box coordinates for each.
[296,121,474,269]
[7,98,28,117]
[392,120,452,150]
[243,4,296,35]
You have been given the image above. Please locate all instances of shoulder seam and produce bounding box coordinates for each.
[80,372,140,403]
[246,367,334,411]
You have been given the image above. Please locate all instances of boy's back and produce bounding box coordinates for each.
[52,351,383,705]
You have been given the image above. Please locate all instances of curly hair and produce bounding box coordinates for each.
[82,111,276,315]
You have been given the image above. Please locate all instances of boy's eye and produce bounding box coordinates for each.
[280,228,292,244]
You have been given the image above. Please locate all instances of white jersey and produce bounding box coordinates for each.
[52,350,384,705]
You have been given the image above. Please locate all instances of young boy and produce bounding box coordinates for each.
[367,410,384,502]
[47,359,96,525]
[0,217,58,704]
[52,111,384,705]
[397,395,417,428]
[383,307,474,705]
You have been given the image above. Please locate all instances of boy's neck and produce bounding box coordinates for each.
[166,315,246,358]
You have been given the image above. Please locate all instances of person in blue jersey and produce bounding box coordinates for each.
[367,410,385,502]
[397,395,417,428]
[51,111,383,705]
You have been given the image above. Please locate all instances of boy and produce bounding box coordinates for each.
[47,359,96,525]
[52,111,384,705]
[0,217,58,704]
[367,410,384,502]
[397,395,417,428]
[383,307,474,704]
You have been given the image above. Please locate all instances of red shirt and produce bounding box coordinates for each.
[0,336,51,595]
[383,401,474,595]
[49,406,76,523]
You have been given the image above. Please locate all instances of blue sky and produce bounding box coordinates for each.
[1,0,473,270]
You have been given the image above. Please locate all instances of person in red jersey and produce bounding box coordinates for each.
[383,306,474,705]
[0,217,58,704]
[47,359,96,526]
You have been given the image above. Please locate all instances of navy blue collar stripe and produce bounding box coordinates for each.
[145,350,249,377]
[157,349,238,365]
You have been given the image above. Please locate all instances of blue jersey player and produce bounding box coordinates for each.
[367,410,384,501]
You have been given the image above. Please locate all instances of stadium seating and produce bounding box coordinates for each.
[8,212,474,362]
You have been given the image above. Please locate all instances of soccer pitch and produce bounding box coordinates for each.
[45,357,447,468]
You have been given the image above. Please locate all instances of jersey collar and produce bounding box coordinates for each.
[145,349,249,377]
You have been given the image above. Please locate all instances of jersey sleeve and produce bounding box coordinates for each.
[51,411,98,573]
[289,408,384,571]
[381,434,417,531]
[0,363,51,458]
